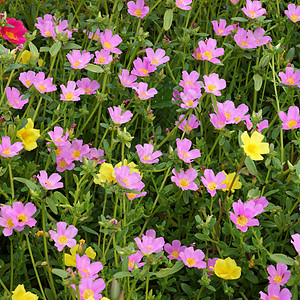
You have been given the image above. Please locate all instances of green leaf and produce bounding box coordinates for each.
[231,17,248,22]
[46,197,57,214]
[269,254,295,266]
[163,9,173,31]
[52,268,70,279]
[211,94,218,114]
[49,41,61,57]
[53,191,69,205]
[253,74,262,91]
[45,288,55,300]
[113,271,133,278]
[62,43,82,50]
[195,233,210,242]
[81,225,98,236]
[40,46,51,52]
[154,260,184,278]
[14,177,38,191]
[85,64,104,73]
[29,42,39,58]
[244,156,258,176]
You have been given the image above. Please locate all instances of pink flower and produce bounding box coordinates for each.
[127,0,149,18]
[94,49,113,65]
[5,87,28,109]
[242,0,267,19]
[203,73,226,96]
[134,229,165,255]
[77,78,100,95]
[69,139,90,162]
[114,166,144,190]
[291,234,300,254]
[125,250,145,271]
[209,113,227,129]
[37,170,64,190]
[207,258,219,276]
[253,27,271,47]
[49,222,78,251]
[84,28,102,41]
[211,19,236,36]
[0,205,17,236]
[164,240,187,260]
[136,143,162,164]
[176,0,192,11]
[176,138,201,163]
[193,38,224,64]
[259,284,292,300]
[179,247,206,269]
[108,106,133,124]
[118,69,138,88]
[234,28,257,49]
[201,169,226,197]
[250,196,269,211]
[179,71,202,93]
[0,136,23,157]
[278,67,300,86]
[33,72,57,93]
[145,48,170,66]
[66,50,94,69]
[75,254,103,279]
[56,155,75,173]
[35,14,56,38]
[285,4,300,23]
[48,126,69,146]
[171,168,198,191]
[216,100,249,124]
[229,199,261,232]
[86,148,105,164]
[19,71,36,88]
[75,278,105,300]
[11,202,37,231]
[100,29,122,54]
[179,90,201,109]
[131,57,156,77]
[267,263,291,286]
[60,81,85,102]
[278,106,300,130]
[0,18,27,45]
[133,82,158,100]
[175,114,201,132]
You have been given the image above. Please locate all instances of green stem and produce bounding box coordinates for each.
[8,162,14,200]
[32,97,43,123]
[0,278,10,295]
[10,240,13,292]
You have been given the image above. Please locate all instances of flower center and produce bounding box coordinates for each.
[180,151,189,158]
[143,155,151,161]
[58,235,68,245]
[6,32,17,40]
[196,52,202,59]
[103,41,112,49]
[45,181,52,187]
[273,274,282,283]
[44,30,51,36]
[218,29,224,34]
[55,137,62,143]
[81,267,90,276]
[203,51,213,60]
[141,92,147,98]
[270,297,279,300]
[83,289,94,300]
[225,112,231,120]
[207,181,217,191]
[185,81,194,86]
[291,14,299,22]
[39,84,47,92]
[25,79,31,86]
[98,57,105,64]
[139,68,148,75]
[17,214,28,223]
[127,193,135,200]
[145,245,153,250]
[6,218,14,228]
[73,60,82,67]
[207,84,216,92]
[286,77,295,85]
[54,148,61,156]
[72,150,81,158]
[186,258,196,266]
[179,178,189,188]
[287,119,297,128]
[246,143,257,154]
[59,160,67,168]
[235,117,241,122]
[135,9,142,17]
[241,41,248,47]
[151,58,159,65]
[2,148,11,156]
[121,177,130,186]
[84,88,91,94]
[249,10,256,18]
[171,250,179,258]
[128,259,134,268]
[237,215,248,226]
[186,125,192,131]
[186,100,194,107]
[65,92,74,101]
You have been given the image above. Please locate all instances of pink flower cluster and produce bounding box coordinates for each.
[193,38,224,64]
[234,27,271,49]
[0,136,23,157]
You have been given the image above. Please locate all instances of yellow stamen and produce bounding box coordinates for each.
[236,215,248,227]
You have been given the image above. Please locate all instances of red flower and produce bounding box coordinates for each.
[0,18,27,44]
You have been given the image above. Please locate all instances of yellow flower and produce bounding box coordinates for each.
[115,159,140,175]
[214,257,241,280]
[64,244,97,267]
[221,172,242,193]
[94,162,116,185]
[12,284,38,300]
[241,131,269,161]
[17,118,40,151]
[19,50,44,67]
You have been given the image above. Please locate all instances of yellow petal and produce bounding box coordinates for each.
[250,131,264,144]
[12,285,26,299]
[241,132,250,145]
[64,254,76,267]
[257,143,270,154]
[85,247,96,259]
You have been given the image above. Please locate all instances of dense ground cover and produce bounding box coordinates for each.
[0,0,300,299]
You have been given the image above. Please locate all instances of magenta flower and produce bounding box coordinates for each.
[33,72,57,93]
[164,240,187,260]
[267,263,291,286]
[285,4,300,23]
[11,202,37,231]
[193,38,224,64]
[108,106,133,124]
[216,100,249,124]
[278,106,300,130]
[0,136,23,157]
[86,148,105,164]
[134,229,165,255]
[179,71,202,93]
[133,82,158,100]
[145,48,170,66]
[75,278,105,300]
[229,199,262,232]
[94,49,113,65]
[125,250,145,271]
[180,90,201,109]
[250,196,269,210]
[37,170,63,190]
[0,205,16,236]
[69,139,90,162]
[118,69,138,88]
[131,57,156,77]
[176,0,192,10]
[291,234,300,255]
[35,14,55,37]
[66,50,94,69]
[209,113,227,129]
[75,254,103,279]
[49,222,78,251]
[77,78,100,95]
[127,0,149,18]
[207,258,219,276]
[5,87,28,109]
[253,27,271,46]
[175,114,201,133]
[242,0,267,19]
[203,73,226,96]
[84,28,102,41]
[19,70,36,88]
[278,67,300,86]
[211,19,236,36]
[100,29,122,54]
[259,284,292,300]
[114,166,144,190]
[48,126,69,146]
[201,169,226,197]
[136,143,162,164]
[179,247,206,269]
[171,168,198,191]
[176,138,201,163]
[234,28,257,49]
[60,81,85,102]
[56,155,75,173]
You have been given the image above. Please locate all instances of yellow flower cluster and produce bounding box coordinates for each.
[214,257,241,280]
[17,118,40,151]
[12,284,38,300]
